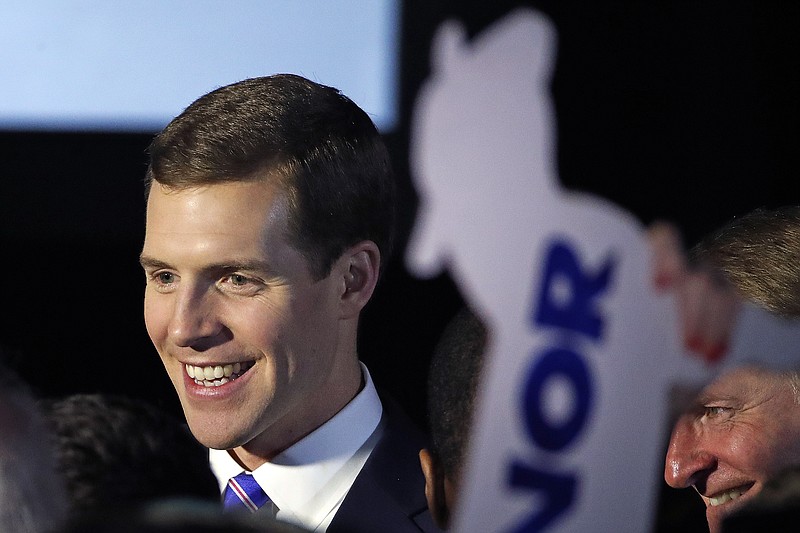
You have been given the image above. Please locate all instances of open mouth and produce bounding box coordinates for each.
[185,361,255,387]
[706,483,754,507]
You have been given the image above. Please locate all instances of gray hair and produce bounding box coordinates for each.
[789,371,800,405]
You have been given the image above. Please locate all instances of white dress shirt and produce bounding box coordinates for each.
[209,362,384,532]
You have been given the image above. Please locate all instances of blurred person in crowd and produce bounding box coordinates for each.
[419,306,488,530]
[40,392,220,521]
[0,347,68,533]
[60,497,310,533]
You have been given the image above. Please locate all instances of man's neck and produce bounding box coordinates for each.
[230,358,364,470]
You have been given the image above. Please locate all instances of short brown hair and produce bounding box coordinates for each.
[145,74,396,280]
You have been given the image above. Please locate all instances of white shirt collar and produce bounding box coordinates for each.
[209,362,383,531]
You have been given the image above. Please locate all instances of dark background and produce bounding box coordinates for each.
[1,3,798,530]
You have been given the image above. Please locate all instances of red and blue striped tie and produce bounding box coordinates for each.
[223,472,270,513]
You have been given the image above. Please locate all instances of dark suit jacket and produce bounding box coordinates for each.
[328,393,442,533]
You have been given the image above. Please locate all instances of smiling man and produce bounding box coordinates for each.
[664,366,800,532]
[663,206,800,533]
[139,75,438,533]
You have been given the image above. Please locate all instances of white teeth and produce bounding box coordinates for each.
[185,362,252,387]
[709,487,746,507]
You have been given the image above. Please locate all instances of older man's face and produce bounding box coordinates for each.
[664,366,800,533]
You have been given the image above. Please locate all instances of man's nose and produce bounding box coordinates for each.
[664,415,717,489]
[168,289,222,348]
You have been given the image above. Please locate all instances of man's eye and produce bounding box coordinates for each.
[157,272,175,284]
[229,274,249,286]
[703,406,731,418]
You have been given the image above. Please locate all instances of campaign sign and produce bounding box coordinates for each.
[407,8,800,532]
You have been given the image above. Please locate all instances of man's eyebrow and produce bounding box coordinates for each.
[694,388,740,407]
[139,255,170,270]
[138,255,277,275]
[212,259,277,274]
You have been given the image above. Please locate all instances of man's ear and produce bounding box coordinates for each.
[339,240,381,319]
[419,448,450,529]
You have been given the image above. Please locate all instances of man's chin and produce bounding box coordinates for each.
[185,418,246,450]
[706,511,724,533]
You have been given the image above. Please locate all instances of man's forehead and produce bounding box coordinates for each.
[143,181,298,264]
[147,180,287,225]
[699,365,787,399]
